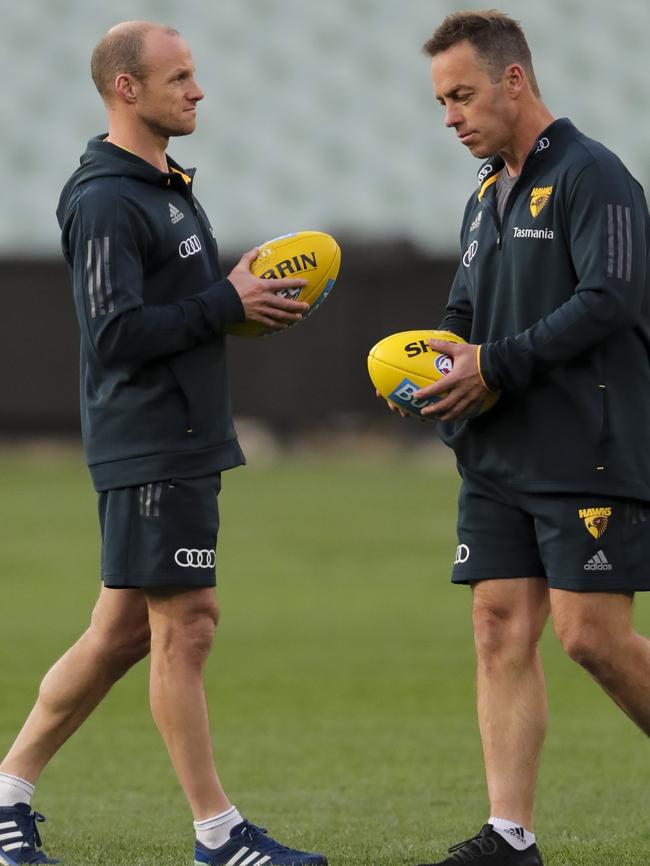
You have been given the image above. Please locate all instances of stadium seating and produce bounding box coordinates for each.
[4,0,649,256]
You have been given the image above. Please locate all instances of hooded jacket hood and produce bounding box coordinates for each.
[57,135,194,230]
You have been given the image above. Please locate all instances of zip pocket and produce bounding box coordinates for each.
[595,382,608,472]
[165,362,193,433]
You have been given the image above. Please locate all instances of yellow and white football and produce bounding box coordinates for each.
[227,230,341,337]
[368,329,497,417]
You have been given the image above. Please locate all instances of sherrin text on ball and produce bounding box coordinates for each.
[368,329,497,417]
[228,231,340,337]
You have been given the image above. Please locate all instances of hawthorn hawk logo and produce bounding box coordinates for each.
[578,506,612,539]
[530,186,553,218]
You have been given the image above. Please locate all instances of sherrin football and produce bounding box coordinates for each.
[368,329,498,417]
[227,230,341,337]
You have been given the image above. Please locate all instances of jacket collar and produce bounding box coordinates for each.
[476,117,576,199]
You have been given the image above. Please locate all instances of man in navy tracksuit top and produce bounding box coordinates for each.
[405,11,650,866]
[0,21,327,866]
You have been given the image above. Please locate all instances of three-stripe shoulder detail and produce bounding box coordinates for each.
[606,204,633,283]
[85,237,115,318]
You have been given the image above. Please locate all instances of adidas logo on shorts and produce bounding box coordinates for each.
[584,549,613,571]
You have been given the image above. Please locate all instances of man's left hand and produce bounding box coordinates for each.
[416,339,492,421]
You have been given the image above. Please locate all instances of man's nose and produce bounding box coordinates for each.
[191,79,205,102]
[444,105,462,128]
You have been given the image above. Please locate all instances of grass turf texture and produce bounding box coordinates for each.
[1,447,649,866]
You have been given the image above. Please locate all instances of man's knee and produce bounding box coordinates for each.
[150,594,219,667]
[554,617,611,674]
[473,595,545,666]
[173,604,219,660]
[88,610,151,672]
[551,592,634,676]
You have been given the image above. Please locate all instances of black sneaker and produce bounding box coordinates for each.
[415,824,544,865]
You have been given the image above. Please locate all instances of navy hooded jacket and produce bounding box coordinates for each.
[57,136,246,491]
[438,119,650,500]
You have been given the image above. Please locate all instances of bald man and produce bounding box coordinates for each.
[0,22,326,866]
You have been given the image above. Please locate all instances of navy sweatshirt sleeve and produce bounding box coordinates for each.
[65,181,244,367]
[438,264,474,342]
[479,158,648,391]
[438,197,475,341]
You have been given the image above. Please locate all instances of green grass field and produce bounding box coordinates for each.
[1,446,649,865]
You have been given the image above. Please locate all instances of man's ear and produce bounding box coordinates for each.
[114,73,139,104]
[503,63,526,98]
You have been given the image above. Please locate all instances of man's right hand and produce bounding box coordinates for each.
[228,248,309,331]
[376,389,410,419]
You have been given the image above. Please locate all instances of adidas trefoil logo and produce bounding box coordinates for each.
[169,202,184,224]
[584,549,612,571]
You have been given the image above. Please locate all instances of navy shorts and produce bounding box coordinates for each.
[98,474,221,589]
[452,470,650,592]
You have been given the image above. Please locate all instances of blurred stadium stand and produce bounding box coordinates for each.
[0,247,456,436]
[2,0,649,435]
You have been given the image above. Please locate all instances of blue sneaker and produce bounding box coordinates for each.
[0,803,59,864]
[194,820,327,866]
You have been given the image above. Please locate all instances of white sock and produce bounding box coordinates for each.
[0,773,35,807]
[489,816,536,851]
[194,805,244,850]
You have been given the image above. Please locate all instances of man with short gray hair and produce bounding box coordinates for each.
[0,21,326,866]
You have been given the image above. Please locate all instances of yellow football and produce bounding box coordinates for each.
[227,230,341,337]
[367,329,497,417]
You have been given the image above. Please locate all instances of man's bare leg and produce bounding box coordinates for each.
[551,589,650,734]
[472,577,550,830]
[146,587,230,821]
[0,586,151,784]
